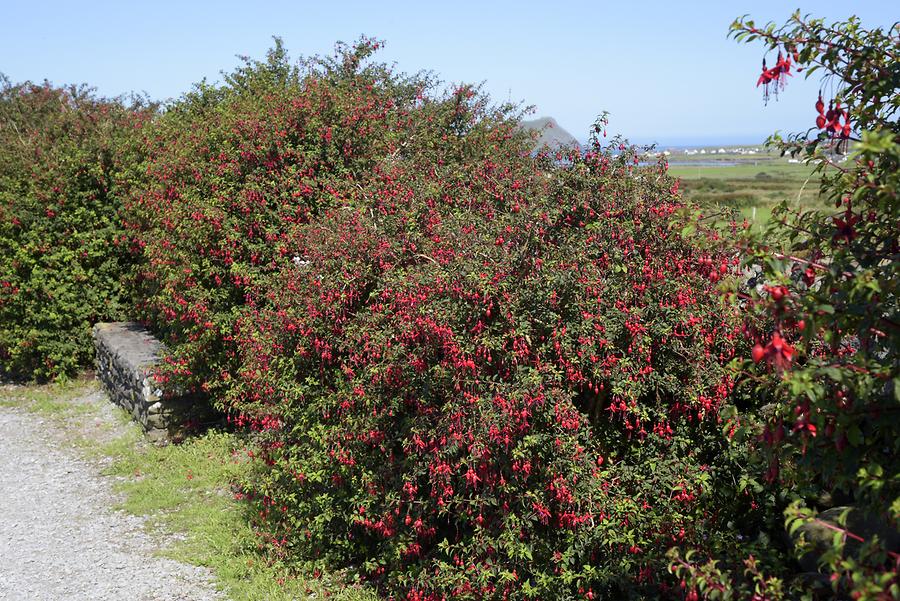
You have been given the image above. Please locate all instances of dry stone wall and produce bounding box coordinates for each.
[93,322,209,443]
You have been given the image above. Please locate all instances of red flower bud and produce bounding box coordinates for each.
[751,344,766,363]
[803,267,815,285]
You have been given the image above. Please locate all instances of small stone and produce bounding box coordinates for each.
[145,413,168,430]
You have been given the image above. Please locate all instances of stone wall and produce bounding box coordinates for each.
[92,322,210,443]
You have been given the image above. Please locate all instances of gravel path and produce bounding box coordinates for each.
[0,404,223,601]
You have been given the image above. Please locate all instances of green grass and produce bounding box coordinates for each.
[104,431,376,600]
[667,158,822,226]
[667,161,815,181]
[0,376,97,417]
[0,377,378,601]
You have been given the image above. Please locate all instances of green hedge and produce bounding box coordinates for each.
[0,76,153,380]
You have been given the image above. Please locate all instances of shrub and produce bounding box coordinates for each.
[670,13,899,600]
[0,77,153,380]
[129,38,433,398]
[229,109,752,596]
[131,38,758,598]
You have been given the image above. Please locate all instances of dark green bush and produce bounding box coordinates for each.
[0,77,153,380]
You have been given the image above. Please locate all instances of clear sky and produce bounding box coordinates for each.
[2,1,895,145]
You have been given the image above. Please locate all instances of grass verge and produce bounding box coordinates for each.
[0,375,378,601]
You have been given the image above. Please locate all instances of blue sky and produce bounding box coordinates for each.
[2,1,895,145]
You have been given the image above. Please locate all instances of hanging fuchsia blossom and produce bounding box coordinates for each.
[756,50,793,104]
[756,58,774,103]
[814,95,852,142]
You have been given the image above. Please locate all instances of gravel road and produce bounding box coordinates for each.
[0,403,223,601]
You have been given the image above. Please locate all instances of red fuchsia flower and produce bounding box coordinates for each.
[766,285,788,303]
[757,58,775,103]
[751,343,766,363]
[815,93,827,129]
[832,208,860,244]
[773,51,792,90]
[532,501,551,524]
[840,110,852,139]
[826,101,843,134]
[792,419,817,437]
[766,331,794,369]
[814,96,852,142]
[756,59,771,85]
[757,51,793,104]
[825,101,836,123]
[753,332,795,368]
[803,267,816,286]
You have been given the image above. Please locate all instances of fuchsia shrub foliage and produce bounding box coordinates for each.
[128,39,424,396]
[230,137,754,597]
[670,14,899,601]
[133,40,754,598]
[163,51,752,594]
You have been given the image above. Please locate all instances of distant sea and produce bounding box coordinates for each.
[578,135,768,149]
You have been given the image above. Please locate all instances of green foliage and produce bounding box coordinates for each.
[0,77,153,380]
[673,13,899,601]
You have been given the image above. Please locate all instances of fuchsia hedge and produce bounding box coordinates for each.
[128,40,757,598]
[229,144,753,598]
[6,16,896,599]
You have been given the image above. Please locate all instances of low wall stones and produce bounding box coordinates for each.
[92,322,210,443]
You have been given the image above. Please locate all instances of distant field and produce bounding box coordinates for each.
[662,147,824,224]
